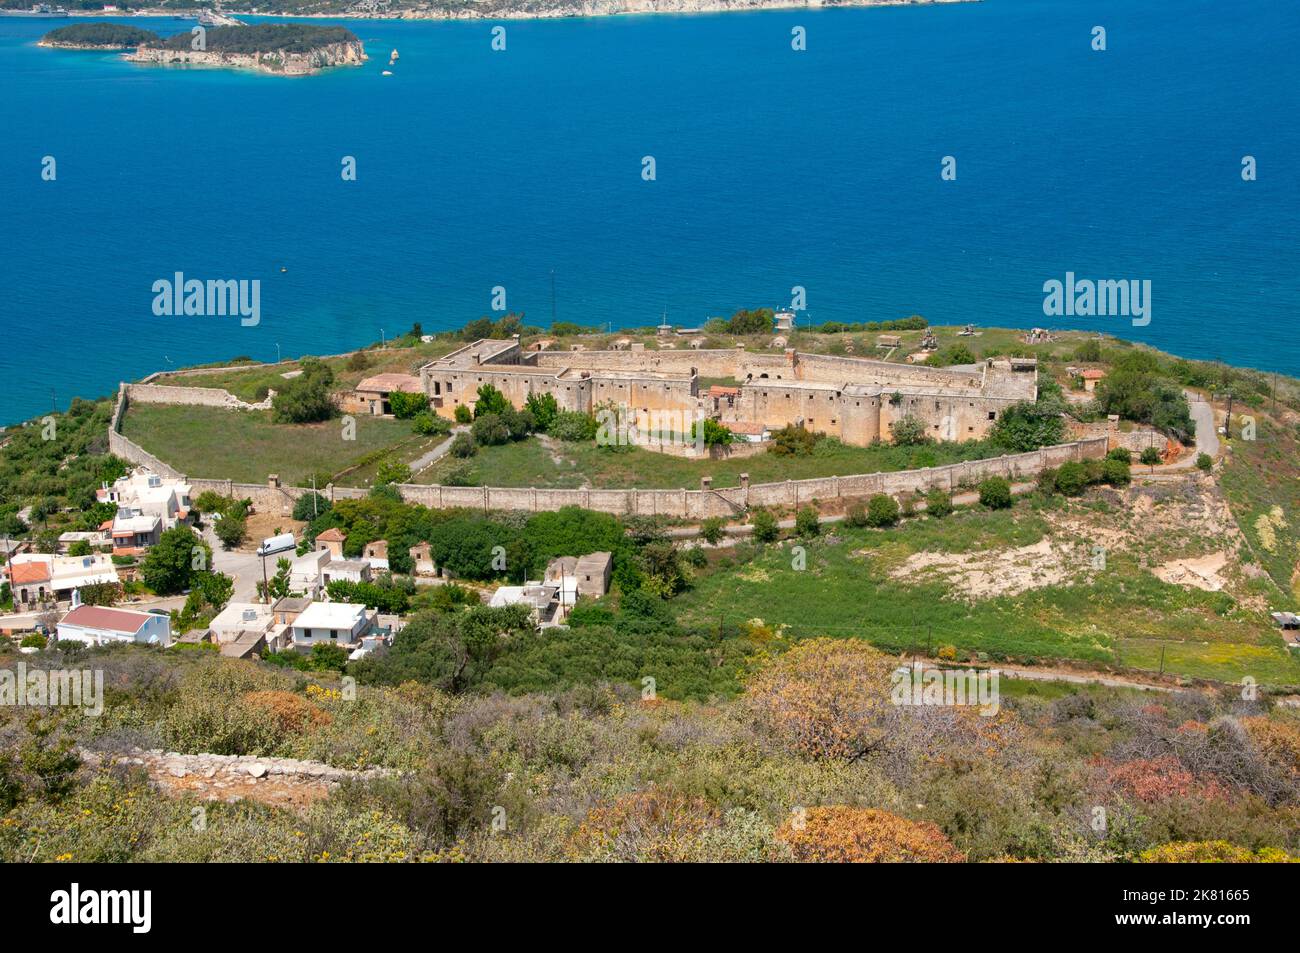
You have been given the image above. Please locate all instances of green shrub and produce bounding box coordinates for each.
[1036,467,1058,496]
[375,459,412,485]
[751,508,779,543]
[550,411,598,442]
[450,433,477,458]
[388,391,430,419]
[865,494,901,527]
[889,415,929,446]
[1054,461,1088,496]
[924,487,953,518]
[1139,446,1162,466]
[1106,447,1132,463]
[1101,457,1131,486]
[1196,452,1213,472]
[454,404,473,424]
[978,476,1013,509]
[844,502,869,528]
[794,506,821,538]
[411,411,451,436]
[471,413,510,447]
[699,517,727,546]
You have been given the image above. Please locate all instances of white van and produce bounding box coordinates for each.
[256,532,296,558]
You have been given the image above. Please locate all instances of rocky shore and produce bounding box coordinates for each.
[124,38,367,76]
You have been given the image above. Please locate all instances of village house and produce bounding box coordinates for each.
[363,539,389,572]
[340,373,425,417]
[408,541,436,576]
[490,582,564,627]
[3,553,119,607]
[97,470,194,555]
[290,601,374,652]
[289,548,331,597]
[207,601,287,657]
[57,602,171,648]
[57,530,110,553]
[321,559,372,588]
[272,596,312,628]
[314,527,346,559]
[1081,368,1107,393]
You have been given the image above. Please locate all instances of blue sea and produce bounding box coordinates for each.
[0,0,1297,424]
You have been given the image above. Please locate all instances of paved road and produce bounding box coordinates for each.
[203,525,269,603]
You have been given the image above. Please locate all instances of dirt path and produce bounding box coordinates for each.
[409,427,467,477]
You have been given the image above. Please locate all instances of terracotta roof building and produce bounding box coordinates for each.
[57,604,171,647]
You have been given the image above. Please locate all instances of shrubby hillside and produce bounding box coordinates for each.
[2,640,1297,862]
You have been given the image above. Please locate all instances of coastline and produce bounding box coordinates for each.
[46,0,976,24]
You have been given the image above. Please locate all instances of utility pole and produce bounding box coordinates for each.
[260,552,270,606]
[311,474,318,518]
[1158,645,1166,676]
[1214,390,1235,439]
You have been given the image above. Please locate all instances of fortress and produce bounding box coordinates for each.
[419,338,1039,446]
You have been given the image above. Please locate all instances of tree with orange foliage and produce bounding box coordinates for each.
[777,806,965,863]
[1100,755,1229,803]
[568,789,720,863]
[243,691,332,735]
[743,639,901,761]
[1241,716,1300,778]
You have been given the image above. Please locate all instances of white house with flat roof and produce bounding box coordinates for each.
[98,469,193,555]
[289,602,373,651]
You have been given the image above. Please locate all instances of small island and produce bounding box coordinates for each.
[40,23,366,76]
[38,22,160,50]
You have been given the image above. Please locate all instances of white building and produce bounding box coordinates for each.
[206,598,286,650]
[98,470,193,555]
[289,548,331,597]
[57,604,171,647]
[3,553,119,607]
[320,559,372,589]
[290,602,373,651]
[490,582,562,627]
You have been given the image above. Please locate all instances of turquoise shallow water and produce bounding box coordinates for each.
[0,0,1297,423]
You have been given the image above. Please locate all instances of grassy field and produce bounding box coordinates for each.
[1220,417,1300,601]
[153,340,460,403]
[121,404,438,487]
[418,434,1007,490]
[672,503,1300,686]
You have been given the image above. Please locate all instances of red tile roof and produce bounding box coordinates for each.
[725,421,768,436]
[708,386,740,398]
[7,562,51,585]
[315,527,347,542]
[1082,369,1107,379]
[59,605,152,634]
